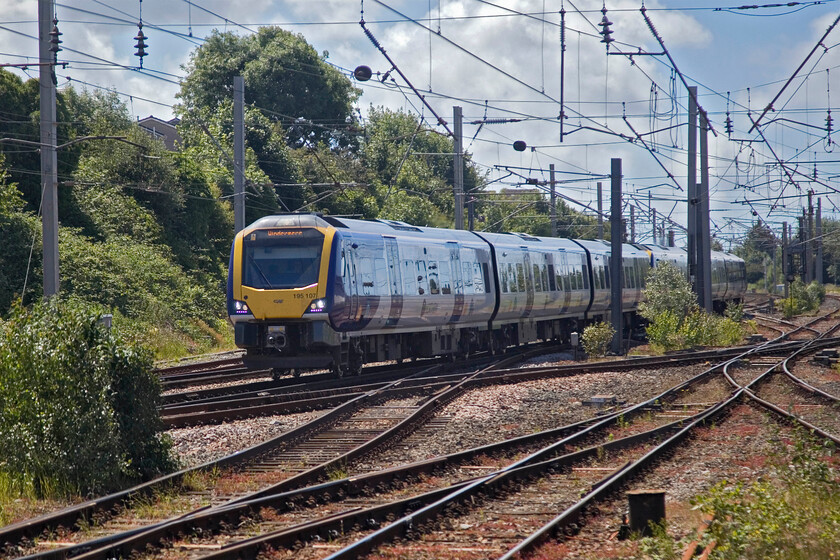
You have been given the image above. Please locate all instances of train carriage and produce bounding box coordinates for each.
[229,214,497,376]
[228,213,747,377]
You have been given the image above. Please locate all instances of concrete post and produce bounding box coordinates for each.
[610,158,623,355]
[40,0,59,296]
[453,106,464,230]
[233,76,246,233]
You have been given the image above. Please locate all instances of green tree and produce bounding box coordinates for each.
[290,141,380,218]
[640,262,743,351]
[362,107,484,227]
[66,89,233,277]
[478,190,597,237]
[178,105,285,225]
[733,221,779,284]
[818,218,840,283]
[177,27,360,148]
[0,156,42,310]
[0,69,81,215]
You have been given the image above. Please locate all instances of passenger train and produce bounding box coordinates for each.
[227,213,747,377]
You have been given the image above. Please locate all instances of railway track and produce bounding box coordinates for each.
[5,340,748,560]
[5,305,840,559]
[159,340,829,428]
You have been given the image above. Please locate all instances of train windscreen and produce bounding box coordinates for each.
[242,229,324,289]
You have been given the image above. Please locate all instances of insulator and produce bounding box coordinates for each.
[598,9,614,45]
[725,113,734,135]
[49,18,63,55]
[134,25,147,67]
[826,110,833,133]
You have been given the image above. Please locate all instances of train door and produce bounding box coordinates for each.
[447,242,465,322]
[342,238,360,324]
[384,237,402,326]
[522,248,534,317]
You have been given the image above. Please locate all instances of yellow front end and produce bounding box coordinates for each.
[232,226,336,320]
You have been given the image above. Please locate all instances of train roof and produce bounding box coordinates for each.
[473,230,583,251]
[245,213,485,244]
[245,214,655,258]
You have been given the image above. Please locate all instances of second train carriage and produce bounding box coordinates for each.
[228,213,747,377]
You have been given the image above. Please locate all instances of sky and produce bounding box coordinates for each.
[2,0,840,248]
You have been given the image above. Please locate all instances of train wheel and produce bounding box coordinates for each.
[271,368,286,381]
[331,362,345,378]
[291,368,300,378]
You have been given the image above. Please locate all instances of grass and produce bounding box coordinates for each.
[142,319,236,361]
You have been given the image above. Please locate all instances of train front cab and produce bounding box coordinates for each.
[228,214,342,376]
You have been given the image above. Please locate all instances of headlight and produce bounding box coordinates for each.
[232,300,251,314]
[306,298,328,313]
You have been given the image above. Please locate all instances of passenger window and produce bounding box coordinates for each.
[532,264,543,292]
[516,263,526,292]
[374,258,388,295]
[402,260,416,295]
[500,263,509,293]
[462,262,473,294]
[440,260,451,294]
[555,265,565,292]
[548,264,557,291]
[416,261,428,295]
[507,263,517,293]
[428,261,440,294]
[482,263,491,293]
[474,263,485,294]
[541,264,549,292]
[361,257,374,295]
[581,256,589,289]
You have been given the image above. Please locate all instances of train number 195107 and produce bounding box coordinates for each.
[293,293,317,299]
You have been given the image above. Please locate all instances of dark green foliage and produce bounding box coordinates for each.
[0,162,41,310]
[689,432,840,559]
[361,108,484,227]
[0,298,175,497]
[817,218,840,283]
[732,221,779,284]
[0,70,81,215]
[292,141,380,218]
[178,105,285,223]
[479,191,598,237]
[781,278,824,318]
[640,262,743,351]
[581,322,615,357]
[58,229,222,328]
[177,27,360,148]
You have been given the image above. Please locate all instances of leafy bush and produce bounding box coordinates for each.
[0,298,176,499]
[641,262,744,352]
[781,279,824,318]
[58,228,229,356]
[688,434,840,559]
[582,321,615,358]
